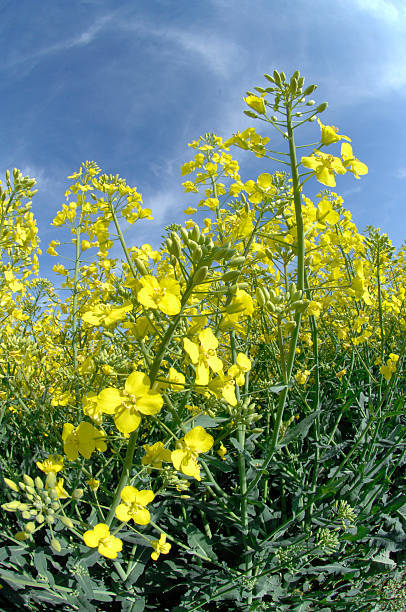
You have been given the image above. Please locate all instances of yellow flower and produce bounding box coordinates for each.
[82,303,132,327]
[208,373,237,406]
[244,95,266,115]
[36,454,64,474]
[97,371,163,435]
[171,426,214,481]
[217,443,227,461]
[296,369,310,385]
[115,486,155,525]
[301,151,347,187]
[228,353,252,386]
[62,421,107,461]
[183,328,223,386]
[336,369,347,381]
[54,478,69,499]
[142,442,172,469]
[317,118,351,145]
[137,276,181,316]
[86,478,100,491]
[150,533,171,561]
[83,523,123,559]
[340,142,368,179]
[380,354,399,381]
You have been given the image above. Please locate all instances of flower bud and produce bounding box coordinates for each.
[193,266,208,285]
[46,472,56,489]
[303,84,317,96]
[316,102,328,113]
[222,270,240,282]
[4,478,19,492]
[23,475,35,487]
[72,488,84,500]
[25,522,36,534]
[51,538,61,553]
[60,516,74,528]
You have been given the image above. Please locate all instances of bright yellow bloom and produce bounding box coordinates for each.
[183,328,223,386]
[244,95,266,115]
[217,442,227,461]
[62,421,107,461]
[317,118,351,145]
[137,276,181,316]
[86,478,100,491]
[36,454,64,474]
[301,151,347,187]
[340,142,368,179]
[336,369,347,381]
[380,353,399,381]
[142,442,172,469]
[296,369,310,385]
[208,373,237,406]
[228,353,252,386]
[83,523,123,559]
[171,426,214,481]
[97,371,163,435]
[150,533,171,561]
[82,303,132,327]
[115,486,154,525]
[54,478,69,499]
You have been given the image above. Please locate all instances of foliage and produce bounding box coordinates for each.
[0,69,405,611]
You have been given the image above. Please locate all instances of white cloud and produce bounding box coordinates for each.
[117,18,244,78]
[352,0,406,22]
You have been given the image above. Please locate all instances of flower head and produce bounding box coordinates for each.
[317,118,351,145]
[62,421,107,461]
[171,426,214,481]
[115,486,155,525]
[36,454,64,474]
[137,275,181,316]
[83,523,123,559]
[301,151,347,187]
[150,533,171,561]
[97,371,163,435]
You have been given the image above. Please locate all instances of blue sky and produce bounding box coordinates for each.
[1,0,405,281]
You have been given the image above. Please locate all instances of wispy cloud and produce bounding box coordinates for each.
[116,18,244,78]
[1,13,115,75]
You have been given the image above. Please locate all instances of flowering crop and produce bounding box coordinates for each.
[0,70,405,611]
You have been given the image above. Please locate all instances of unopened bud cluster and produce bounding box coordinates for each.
[256,282,309,317]
[165,222,241,286]
[225,398,262,428]
[2,474,67,543]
